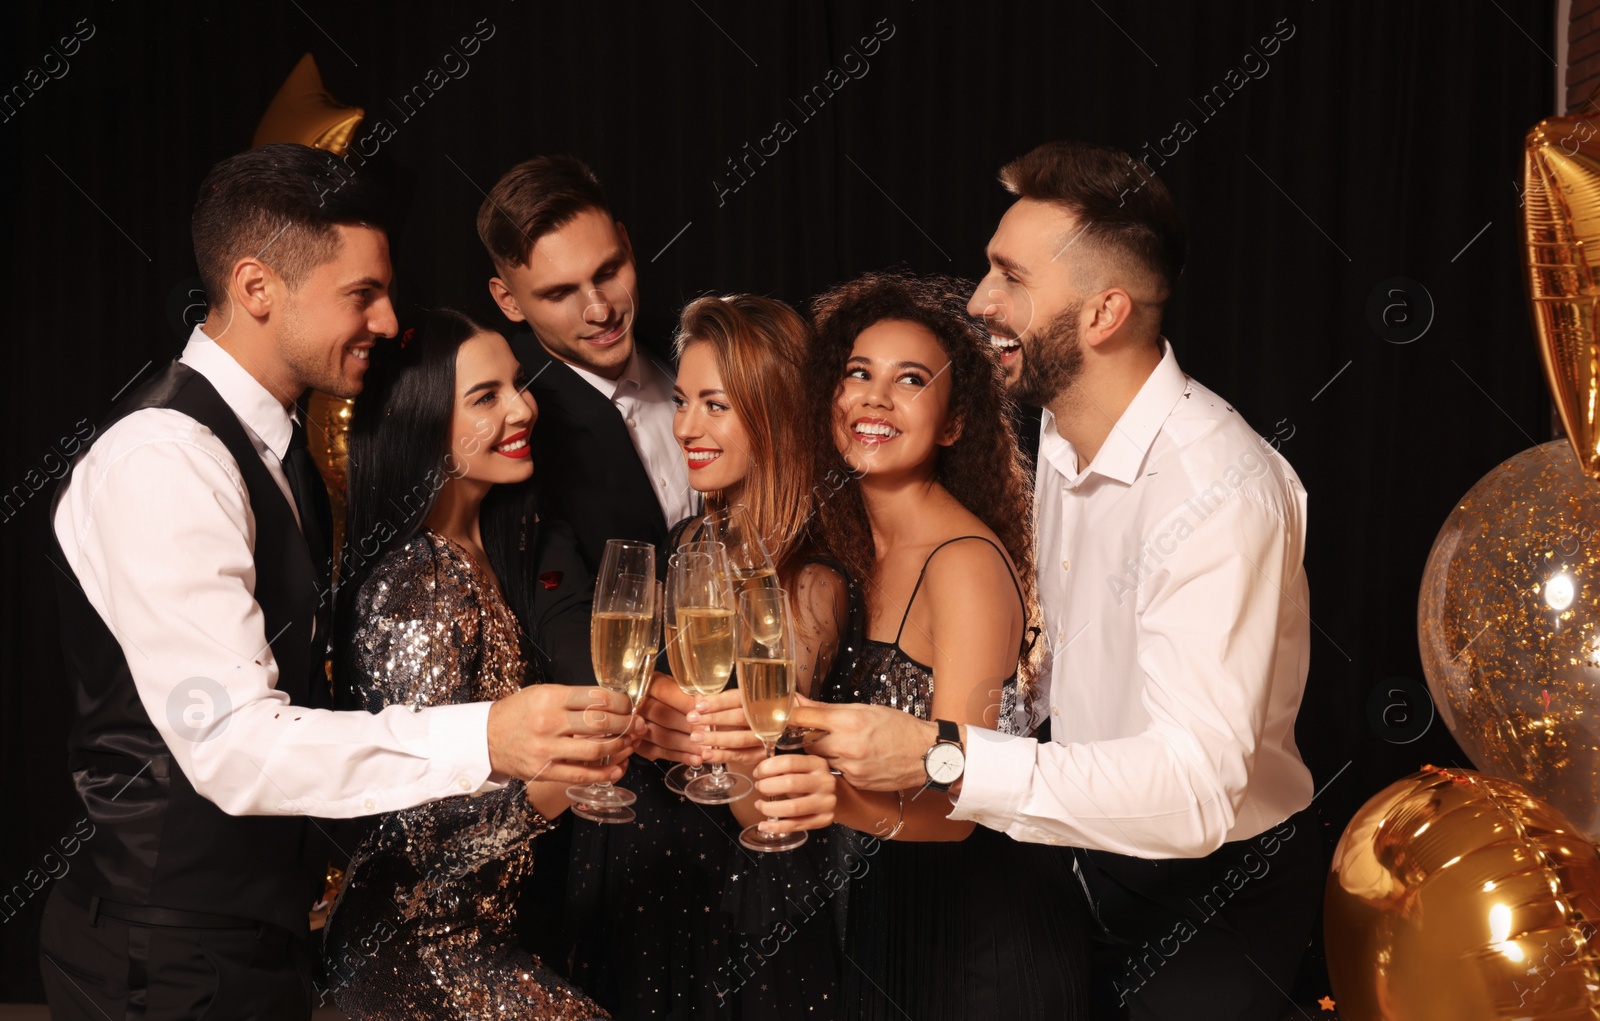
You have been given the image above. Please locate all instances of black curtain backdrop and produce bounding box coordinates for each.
[0,0,1557,1005]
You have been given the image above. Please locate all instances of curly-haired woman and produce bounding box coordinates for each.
[793,270,1092,1020]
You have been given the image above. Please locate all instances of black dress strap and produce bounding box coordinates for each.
[891,535,1027,648]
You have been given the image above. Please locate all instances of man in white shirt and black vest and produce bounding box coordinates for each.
[41,143,637,1020]
[795,141,1322,1019]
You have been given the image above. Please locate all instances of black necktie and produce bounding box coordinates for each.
[283,417,334,664]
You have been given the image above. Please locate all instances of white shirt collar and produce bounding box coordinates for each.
[1039,338,1188,486]
[178,326,298,459]
[566,347,644,401]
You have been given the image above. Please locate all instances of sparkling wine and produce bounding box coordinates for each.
[679,607,736,695]
[737,657,795,743]
[591,611,653,697]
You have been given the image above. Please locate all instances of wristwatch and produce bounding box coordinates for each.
[923,719,965,791]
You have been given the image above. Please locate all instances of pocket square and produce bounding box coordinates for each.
[539,571,563,590]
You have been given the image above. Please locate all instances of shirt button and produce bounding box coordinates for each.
[1051,706,1059,716]
[363,798,375,811]
[458,778,471,791]
[1060,559,1070,571]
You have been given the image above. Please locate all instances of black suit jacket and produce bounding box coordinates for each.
[508,330,673,573]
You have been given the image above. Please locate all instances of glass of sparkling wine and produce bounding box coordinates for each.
[735,585,806,852]
[664,551,715,795]
[681,542,755,806]
[704,507,779,629]
[569,540,656,824]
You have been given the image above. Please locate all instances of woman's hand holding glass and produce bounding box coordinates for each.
[749,754,837,835]
[733,585,807,852]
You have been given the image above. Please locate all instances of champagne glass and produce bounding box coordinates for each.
[705,506,802,740]
[704,507,781,646]
[680,539,754,805]
[664,552,714,795]
[735,585,806,852]
[569,540,655,824]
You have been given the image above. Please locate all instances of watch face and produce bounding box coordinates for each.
[926,742,964,784]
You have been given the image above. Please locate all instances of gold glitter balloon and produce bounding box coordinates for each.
[1326,766,1600,1020]
[252,54,364,568]
[1419,441,1600,840]
[1524,105,1600,479]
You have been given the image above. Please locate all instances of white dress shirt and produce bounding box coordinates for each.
[567,348,695,526]
[951,340,1314,858]
[52,327,499,818]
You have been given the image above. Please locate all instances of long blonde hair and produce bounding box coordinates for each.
[674,294,814,583]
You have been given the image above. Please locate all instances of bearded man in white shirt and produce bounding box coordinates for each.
[794,141,1322,1019]
[40,143,637,1021]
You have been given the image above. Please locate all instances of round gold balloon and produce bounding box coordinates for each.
[1326,766,1600,1020]
[1523,107,1600,479]
[1419,441,1600,840]
[252,53,364,572]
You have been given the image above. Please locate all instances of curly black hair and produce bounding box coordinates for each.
[803,270,1036,626]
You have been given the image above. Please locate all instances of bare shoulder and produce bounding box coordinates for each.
[918,533,1020,610]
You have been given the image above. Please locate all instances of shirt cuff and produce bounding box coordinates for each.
[950,726,1036,827]
[428,701,506,794]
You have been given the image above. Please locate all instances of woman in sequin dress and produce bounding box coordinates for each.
[565,295,854,1020]
[322,308,616,1020]
[794,272,1093,1019]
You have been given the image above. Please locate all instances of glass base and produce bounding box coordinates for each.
[572,802,637,824]
[664,762,709,796]
[777,726,828,751]
[567,781,637,821]
[685,770,753,805]
[739,823,807,853]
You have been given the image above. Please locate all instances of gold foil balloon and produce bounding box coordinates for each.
[252,54,364,569]
[1326,766,1600,1020]
[251,53,364,154]
[1524,107,1600,479]
[1419,441,1600,840]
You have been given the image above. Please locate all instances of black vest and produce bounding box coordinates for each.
[51,361,332,935]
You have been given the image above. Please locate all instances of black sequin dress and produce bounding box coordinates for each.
[322,531,607,1020]
[564,519,857,1020]
[819,536,1092,1021]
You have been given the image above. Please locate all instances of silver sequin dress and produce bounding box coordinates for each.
[322,531,608,1020]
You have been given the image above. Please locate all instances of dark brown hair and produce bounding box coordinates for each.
[674,295,814,585]
[476,154,611,269]
[999,141,1186,302]
[805,270,1035,610]
[191,142,388,310]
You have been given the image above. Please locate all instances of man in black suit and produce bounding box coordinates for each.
[479,155,693,571]
[478,156,716,1013]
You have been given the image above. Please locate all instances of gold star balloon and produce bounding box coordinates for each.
[1325,766,1600,1020]
[1524,102,1600,479]
[251,54,363,569]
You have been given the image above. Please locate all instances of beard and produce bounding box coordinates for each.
[279,292,364,400]
[1010,299,1085,408]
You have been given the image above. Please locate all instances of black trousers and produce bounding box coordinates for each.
[39,885,312,1021]
[1078,808,1323,1021]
